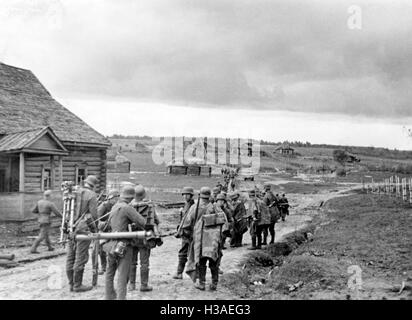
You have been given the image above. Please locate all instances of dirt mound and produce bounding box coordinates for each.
[270,256,346,293]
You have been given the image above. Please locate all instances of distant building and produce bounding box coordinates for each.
[275,144,295,156]
[107,149,131,173]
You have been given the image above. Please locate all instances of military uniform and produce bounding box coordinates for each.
[66,176,99,293]
[187,191,225,291]
[246,190,270,250]
[30,191,62,253]
[262,185,280,244]
[96,192,119,274]
[229,193,248,247]
[128,195,160,292]
[174,187,195,279]
[104,187,146,300]
[279,194,290,221]
[183,187,216,287]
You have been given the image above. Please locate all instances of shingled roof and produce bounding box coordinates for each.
[0,62,111,147]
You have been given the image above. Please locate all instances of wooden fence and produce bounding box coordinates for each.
[363,175,412,204]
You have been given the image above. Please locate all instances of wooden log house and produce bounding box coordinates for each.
[0,62,111,222]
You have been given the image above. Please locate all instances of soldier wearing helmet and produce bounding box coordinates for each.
[95,189,120,275]
[103,185,146,300]
[262,183,280,245]
[181,186,218,290]
[30,190,62,254]
[128,185,161,292]
[66,175,99,293]
[173,186,195,279]
[228,192,248,248]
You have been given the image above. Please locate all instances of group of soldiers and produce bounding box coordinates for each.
[29,174,289,299]
[172,181,290,291]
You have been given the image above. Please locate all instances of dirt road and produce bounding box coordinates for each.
[0,188,351,300]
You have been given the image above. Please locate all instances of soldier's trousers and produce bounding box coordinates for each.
[252,225,266,247]
[198,257,219,285]
[230,228,243,247]
[263,223,275,243]
[105,246,133,300]
[129,246,151,286]
[66,239,91,273]
[100,247,107,271]
[31,224,52,251]
[177,237,190,274]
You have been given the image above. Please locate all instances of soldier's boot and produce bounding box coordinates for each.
[173,260,185,279]
[73,269,93,292]
[210,267,219,291]
[140,268,153,292]
[128,263,137,291]
[256,235,262,249]
[195,265,206,291]
[248,237,257,250]
[66,270,74,292]
[99,257,107,275]
[30,240,40,254]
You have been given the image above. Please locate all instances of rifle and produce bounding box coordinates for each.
[193,193,201,226]
[92,239,99,286]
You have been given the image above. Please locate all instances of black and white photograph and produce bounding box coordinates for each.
[0,0,411,305]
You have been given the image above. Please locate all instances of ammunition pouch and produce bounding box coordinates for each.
[203,212,226,227]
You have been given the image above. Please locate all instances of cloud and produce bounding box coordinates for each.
[1,0,412,117]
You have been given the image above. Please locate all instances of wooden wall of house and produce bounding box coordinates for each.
[23,146,107,193]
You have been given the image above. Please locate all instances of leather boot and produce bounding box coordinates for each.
[73,269,93,292]
[195,264,206,290]
[248,236,257,250]
[140,268,153,292]
[67,270,74,292]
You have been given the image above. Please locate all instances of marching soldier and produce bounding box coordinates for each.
[262,183,280,244]
[96,190,120,274]
[103,186,146,300]
[279,194,290,222]
[188,192,226,291]
[182,187,216,289]
[246,189,270,250]
[228,192,248,248]
[210,187,221,204]
[173,186,195,279]
[128,185,160,292]
[66,175,99,293]
[217,194,233,250]
[30,190,62,254]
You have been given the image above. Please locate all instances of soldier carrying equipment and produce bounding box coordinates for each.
[65,175,99,293]
[103,185,146,300]
[173,186,195,280]
[128,185,161,292]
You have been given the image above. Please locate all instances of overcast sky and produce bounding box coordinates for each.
[1,0,412,149]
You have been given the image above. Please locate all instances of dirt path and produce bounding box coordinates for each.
[0,186,354,300]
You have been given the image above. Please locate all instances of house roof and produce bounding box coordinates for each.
[0,126,69,155]
[0,62,111,147]
[275,143,294,151]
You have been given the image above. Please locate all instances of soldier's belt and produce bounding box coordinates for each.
[75,231,154,241]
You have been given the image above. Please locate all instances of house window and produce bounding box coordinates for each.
[41,168,51,191]
[75,165,88,186]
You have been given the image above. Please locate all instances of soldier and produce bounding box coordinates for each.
[228,192,248,248]
[262,183,280,244]
[279,194,290,222]
[128,185,160,292]
[246,189,270,250]
[30,190,62,254]
[216,194,233,250]
[182,187,216,289]
[189,193,226,291]
[96,190,120,274]
[210,187,221,204]
[66,175,99,293]
[103,186,146,300]
[173,186,195,279]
